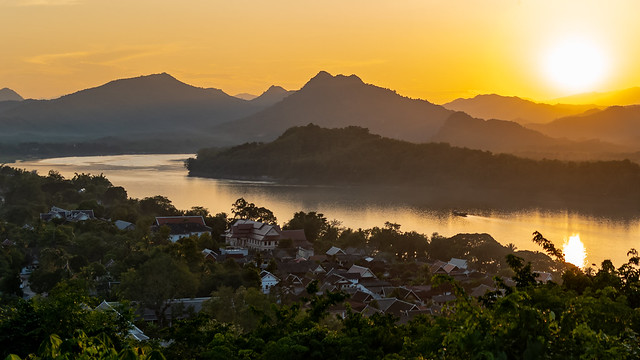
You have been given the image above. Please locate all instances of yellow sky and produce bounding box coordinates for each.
[1,0,639,103]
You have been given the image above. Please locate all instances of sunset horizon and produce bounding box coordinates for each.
[3,1,640,104]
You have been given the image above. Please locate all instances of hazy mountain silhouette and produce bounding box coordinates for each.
[552,87,640,106]
[0,88,23,102]
[210,71,453,144]
[0,73,270,142]
[234,93,258,100]
[248,85,294,107]
[530,105,640,148]
[443,94,598,125]
[3,71,638,159]
[432,111,629,160]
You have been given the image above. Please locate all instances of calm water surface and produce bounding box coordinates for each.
[12,154,640,267]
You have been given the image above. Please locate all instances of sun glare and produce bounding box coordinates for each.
[543,37,609,94]
[563,234,587,268]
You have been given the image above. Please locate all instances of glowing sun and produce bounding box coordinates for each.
[543,37,609,94]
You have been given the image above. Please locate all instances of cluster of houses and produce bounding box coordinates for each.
[251,250,491,322]
[124,216,555,323]
[188,218,541,323]
[39,206,95,222]
[31,212,555,325]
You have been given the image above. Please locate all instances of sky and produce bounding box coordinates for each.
[2,0,640,103]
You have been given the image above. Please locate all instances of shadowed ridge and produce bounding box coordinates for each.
[249,85,294,107]
[53,72,235,105]
[530,104,640,148]
[431,111,629,159]
[301,71,364,90]
[210,71,453,145]
[0,73,264,145]
[443,93,599,125]
[0,88,24,102]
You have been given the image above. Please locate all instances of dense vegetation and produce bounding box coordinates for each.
[187,124,640,209]
[1,165,639,359]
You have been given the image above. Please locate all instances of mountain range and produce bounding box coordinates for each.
[530,105,640,147]
[2,71,640,161]
[0,73,290,145]
[209,71,453,144]
[443,94,599,125]
[431,112,628,159]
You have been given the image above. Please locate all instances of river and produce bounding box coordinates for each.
[11,154,640,267]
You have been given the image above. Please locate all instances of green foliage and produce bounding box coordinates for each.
[202,286,274,332]
[230,198,277,224]
[119,252,198,326]
[2,164,640,359]
[283,211,328,243]
[532,230,565,261]
[187,124,640,207]
[139,196,179,217]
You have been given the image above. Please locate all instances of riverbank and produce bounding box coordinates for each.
[12,153,640,267]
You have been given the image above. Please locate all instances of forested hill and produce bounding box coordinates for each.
[187,124,640,207]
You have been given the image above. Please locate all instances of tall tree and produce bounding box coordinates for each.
[120,252,198,326]
[230,198,277,224]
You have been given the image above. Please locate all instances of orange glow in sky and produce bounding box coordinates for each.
[1,1,639,103]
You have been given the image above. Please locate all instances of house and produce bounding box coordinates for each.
[351,290,375,304]
[358,278,392,296]
[225,220,312,254]
[260,270,280,294]
[432,294,457,306]
[448,258,468,270]
[326,246,346,256]
[361,298,419,317]
[381,286,423,305]
[202,248,219,261]
[219,247,248,260]
[40,206,95,222]
[95,301,149,341]
[470,284,495,297]
[154,216,212,242]
[536,271,553,283]
[225,220,284,251]
[297,247,315,260]
[430,259,470,278]
[137,297,211,325]
[347,264,376,279]
[114,220,135,231]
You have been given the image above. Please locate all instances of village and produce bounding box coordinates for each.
[16,204,559,329]
[26,206,559,328]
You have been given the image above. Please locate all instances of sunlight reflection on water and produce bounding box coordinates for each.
[11,154,640,267]
[563,234,587,268]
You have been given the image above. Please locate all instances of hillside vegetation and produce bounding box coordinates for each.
[187,124,640,208]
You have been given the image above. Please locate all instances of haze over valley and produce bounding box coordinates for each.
[3,2,640,358]
[2,71,640,163]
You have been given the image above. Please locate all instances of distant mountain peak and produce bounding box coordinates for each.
[443,93,599,125]
[263,85,288,95]
[312,70,333,81]
[249,85,293,106]
[0,87,24,101]
[304,71,364,89]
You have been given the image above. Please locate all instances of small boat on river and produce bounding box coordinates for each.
[452,210,468,217]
